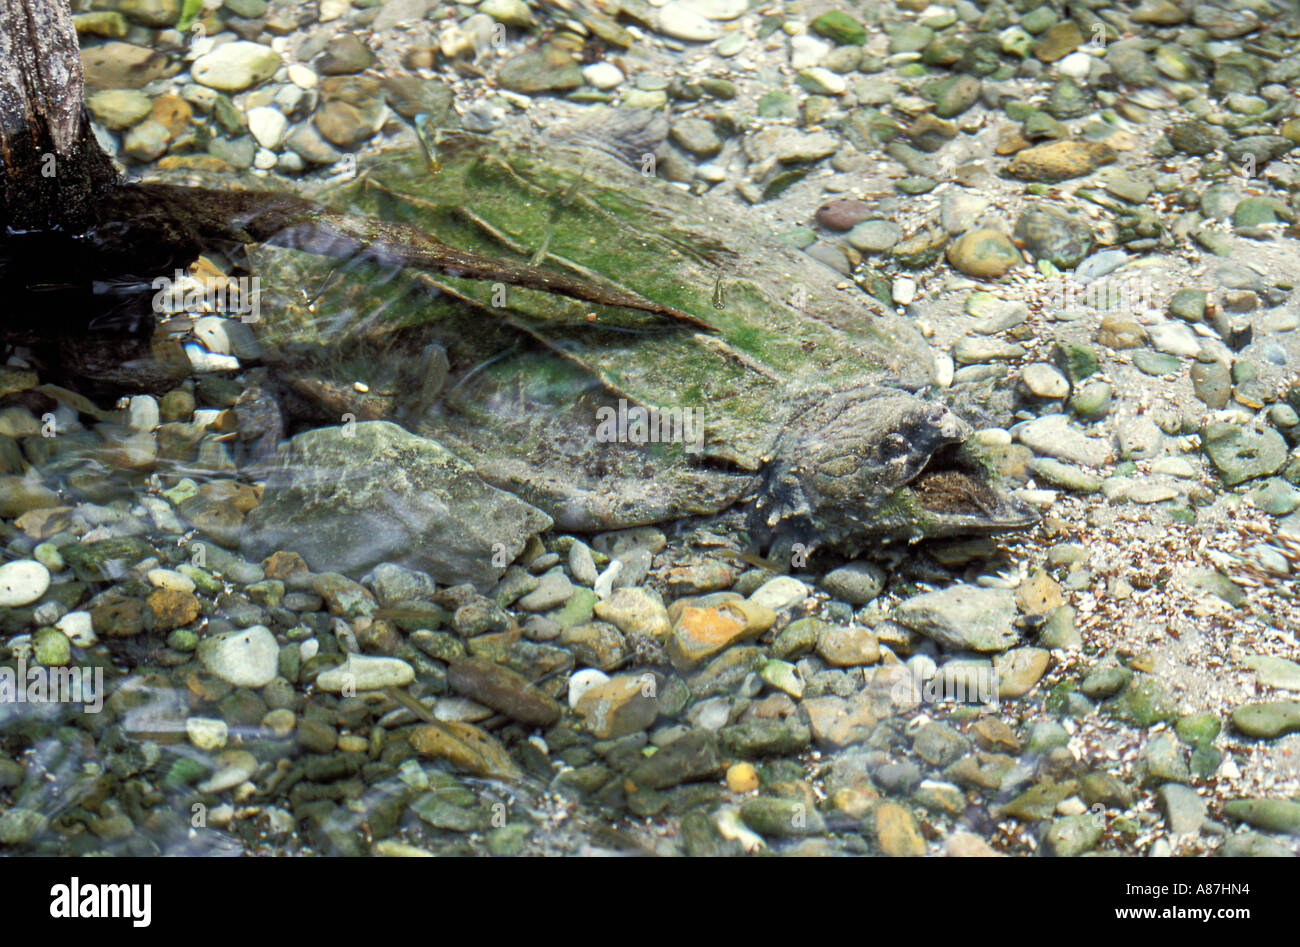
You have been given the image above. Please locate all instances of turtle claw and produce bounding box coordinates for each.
[395,342,450,426]
[231,385,284,478]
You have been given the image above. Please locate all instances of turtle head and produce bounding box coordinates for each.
[749,385,1038,556]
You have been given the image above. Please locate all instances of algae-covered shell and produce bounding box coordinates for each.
[244,110,1034,548]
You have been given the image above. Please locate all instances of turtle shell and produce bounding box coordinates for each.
[237,112,1032,544]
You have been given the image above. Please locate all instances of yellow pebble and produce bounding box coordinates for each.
[337,734,369,753]
[726,762,759,793]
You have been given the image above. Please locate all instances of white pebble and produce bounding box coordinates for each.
[287,63,318,89]
[893,277,917,305]
[1058,51,1093,80]
[247,106,288,150]
[974,427,1011,446]
[127,395,160,431]
[1018,488,1058,508]
[184,342,240,373]
[186,716,229,750]
[147,568,196,593]
[0,560,51,607]
[318,0,349,21]
[568,668,611,709]
[748,576,810,611]
[789,34,832,70]
[1021,362,1070,399]
[799,66,846,94]
[197,750,257,794]
[681,0,748,19]
[655,1,723,42]
[315,654,415,692]
[56,611,96,647]
[934,353,955,388]
[193,315,235,355]
[192,408,223,427]
[198,626,281,688]
[581,62,624,90]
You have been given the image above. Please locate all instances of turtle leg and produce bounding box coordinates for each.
[528,153,593,267]
[228,384,284,480]
[395,342,450,426]
[761,529,818,574]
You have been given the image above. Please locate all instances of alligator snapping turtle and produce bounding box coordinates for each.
[233,111,1036,570]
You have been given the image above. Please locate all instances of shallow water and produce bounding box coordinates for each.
[5,0,1300,859]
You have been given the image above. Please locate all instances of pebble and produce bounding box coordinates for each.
[593,587,671,638]
[1231,701,1300,739]
[0,560,50,607]
[954,338,1026,364]
[1021,363,1069,399]
[946,228,1022,278]
[820,561,886,605]
[1029,457,1101,493]
[197,750,258,794]
[893,584,1018,652]
[147,568,196,593]
[192,41,281,92]
[790,34,832,70]
[655,2,723,42]
[748,576,810,612]
[567,541,598,586]
[994,647,1050,698]
[1014,204,1095,269]
[574,673,659,739]
[873,802,926,856]
[941,192,990,234]
[815,199,873,231]
[247,106,289,149]
[1015,414,1111,467]
[287,63,318,89]
[581,62,623,90]
[315,653,415,692]
[1006,140,1116,182]
[1146,323,1200,357]
[55,611,96,647]
[847,219,903,253]
[726,762,759,793]
[668,602,755,669]
[186,717,229,751]
[567,668,611,709]
[516,571,574,611]
[1244,655,1300,692]
[1202,422,1287,485]
[197,626,280,688]
[815,625,879,667]
[446,657,561,727]
[127,395,160,431]
[1222,798,1300,834]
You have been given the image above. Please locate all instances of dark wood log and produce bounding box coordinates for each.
[0,0,119,234]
